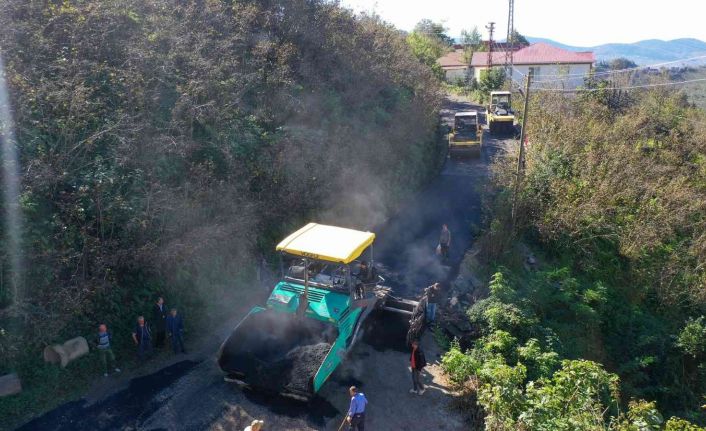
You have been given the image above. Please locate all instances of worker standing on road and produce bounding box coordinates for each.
[425,283,441,324]
[152,297,168,348]
[96,324,121,377]
[409,339,427,395]
[439,224,451,262]
[132,316,152,361]
[166,308,186,354]
[346,386,367,430]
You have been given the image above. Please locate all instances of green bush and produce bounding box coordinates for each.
[476,84,706,425]
[664,417,706,431]
[676,317,706,359]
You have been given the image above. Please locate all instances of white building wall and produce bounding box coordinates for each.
[473,63,593,89]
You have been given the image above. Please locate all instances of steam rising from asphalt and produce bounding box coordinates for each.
[318,167,390,229]
[0,53,23,306]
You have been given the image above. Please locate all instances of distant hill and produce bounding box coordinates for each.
[526,37,706,65]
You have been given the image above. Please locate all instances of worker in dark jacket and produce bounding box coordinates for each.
[132,316,152,361]
[152,297,168,348]
[166,308,186,354]
[425,283,441,324]
[409,339,427,395]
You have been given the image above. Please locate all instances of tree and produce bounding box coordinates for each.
[595,57,639,72]
[413,19,453,47]
[461,26,482,64]
[510,29,529,47]
[407,31,447,80]
[461,26,483,81]
[676,316,706,358]
[479,68,506,93]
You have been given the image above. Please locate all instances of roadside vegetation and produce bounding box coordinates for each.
[406,19,454,80]
[442,83,706,429]
[0,0,442,427]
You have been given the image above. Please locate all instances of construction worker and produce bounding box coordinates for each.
[439,224,451,262]
[166,308,186,354]
[357,261,370,281]
[409,339,427,395]
[356,260,378,299]
[132,316,152,361]
[346,385,367,430]
[425,283,441,324]
[96,324,121,377]
[152,296,168,348]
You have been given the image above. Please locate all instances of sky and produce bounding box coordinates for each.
[338,0,706,47]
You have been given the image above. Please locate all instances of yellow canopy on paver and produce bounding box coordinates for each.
[276,223,375,264]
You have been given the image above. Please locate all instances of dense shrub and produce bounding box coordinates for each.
[465,84,706,426]
[0,0,442,424]
[442,271,704,430]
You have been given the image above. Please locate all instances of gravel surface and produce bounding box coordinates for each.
[218,310,335,395]
[285,343,332,392]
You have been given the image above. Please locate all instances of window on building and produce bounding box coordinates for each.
[558,65,570,76]
[528,66,540,79]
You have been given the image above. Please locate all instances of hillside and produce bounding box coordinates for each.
[0,0,442,426]
[441,81,706,429]
[527,36,706,65]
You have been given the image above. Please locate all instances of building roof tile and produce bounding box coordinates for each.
[468,42,594,67]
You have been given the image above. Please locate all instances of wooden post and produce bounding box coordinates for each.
[517,74,532,176]
[512,74,532,228]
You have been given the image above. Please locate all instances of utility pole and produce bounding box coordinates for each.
[485,22,495,70]
[517,74,531,176]
[511,74,531,228]
[504,0,515,81]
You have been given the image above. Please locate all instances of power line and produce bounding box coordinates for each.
[531,54,706,83]
[511,66,526,77]
[532,76,706,93]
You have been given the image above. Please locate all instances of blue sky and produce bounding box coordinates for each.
[338,0,706,47]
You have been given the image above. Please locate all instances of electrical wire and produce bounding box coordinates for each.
[532,76,706,93]
[531,54,706,83]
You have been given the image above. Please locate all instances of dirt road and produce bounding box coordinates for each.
[15,96,513,431]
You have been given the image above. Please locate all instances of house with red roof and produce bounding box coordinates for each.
[439,42,595,89]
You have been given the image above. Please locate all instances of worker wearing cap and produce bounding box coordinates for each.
[347,386,367,430]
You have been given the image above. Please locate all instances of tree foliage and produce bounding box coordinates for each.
[0,1,442,422]
[596,58,640,72]
[443,268,704,429]
[407,31,447,80]
[510,29,530,47]
[413,19,454,47]
[461,26,482,65]
[479,84,706,425]
[676,317,706,359]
